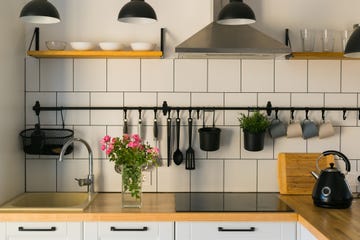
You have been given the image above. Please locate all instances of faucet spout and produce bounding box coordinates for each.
[59,138,95,193]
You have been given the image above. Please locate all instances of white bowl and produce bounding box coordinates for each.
[99,42,123,51]
[130,42,156,51]
[46,41,66,51]
[70,42,96,51]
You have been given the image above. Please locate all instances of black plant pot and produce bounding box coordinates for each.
[243,131,265,151]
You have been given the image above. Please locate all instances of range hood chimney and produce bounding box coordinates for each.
[175,0,291,58]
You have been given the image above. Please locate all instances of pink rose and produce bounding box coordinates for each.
[103,135,111,143]
[101,145,106,151]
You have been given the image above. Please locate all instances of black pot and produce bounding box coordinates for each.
[198,127,221,151]
[243,131,265,151]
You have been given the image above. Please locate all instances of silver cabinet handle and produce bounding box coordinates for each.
[18,226,56,232]
[110,226,148,231]
[218,227,256,232]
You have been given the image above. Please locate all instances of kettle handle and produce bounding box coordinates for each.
[318,150,351,172]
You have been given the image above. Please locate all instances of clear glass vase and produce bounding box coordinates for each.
[121,164,142,208]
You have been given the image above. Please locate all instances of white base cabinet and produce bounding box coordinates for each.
[176,222,297,240]
[297,223,318,240]
[0,222,82,240]
[83,222,174,240]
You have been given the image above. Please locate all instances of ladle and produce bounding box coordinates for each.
[173,109,183,165]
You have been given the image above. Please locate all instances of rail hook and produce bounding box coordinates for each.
[290,108,295,121]
[275,108,279,120]
[343,110,347,120]
[305,108,309,120]
[321,109,326,123]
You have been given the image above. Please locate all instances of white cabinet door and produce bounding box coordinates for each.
[84,222,174,240]
[1,222,82,240]
[176,222,296,240]
[297,223,318,240]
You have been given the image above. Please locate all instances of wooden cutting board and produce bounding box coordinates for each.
[278,153,334,195]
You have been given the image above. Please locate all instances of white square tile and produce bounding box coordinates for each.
[73,126,107,159]
[275,60,307,92]
[57,160,88,192]
[208,127,240,159]
[190,160,223,192]
[57,92,90,125]
[242,59,274,92]
[74,59,106,91]
[108,59,140,91]
[90,92,124,125]
[192,93,224,126]
[158,160,190,192]
[307,127,340,152]
[224,93,257,125]
[241,132,274,159]
[26,159,56,191]
[175,59,207,92]
[274,137,306,157]
[208,59,240,92]
[342,60,360,92]
[25,57,39,92]
[341,127,360,159]
[26,92,57,125]
[257,160,278,192]
[325,93,357,126]
[141,59,173,92]
[308,60,341,92]
[40,59,73,91]
[224,160,257,192]
[290,93,324,123]
[124,92,157,126]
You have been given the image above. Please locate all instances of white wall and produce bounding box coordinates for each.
[24,0,360,193]
[0,0,25,203]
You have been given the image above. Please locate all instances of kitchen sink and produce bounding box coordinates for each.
[0,192,97,212]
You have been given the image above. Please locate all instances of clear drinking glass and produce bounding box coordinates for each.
[300,29,315,52]
[321,29,334,52]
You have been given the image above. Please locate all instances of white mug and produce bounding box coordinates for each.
[319,121,335,139]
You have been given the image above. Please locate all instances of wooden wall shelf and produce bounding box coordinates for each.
[290,52,354,60]
[27,50,163,59]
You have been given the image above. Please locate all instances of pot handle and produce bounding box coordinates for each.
[317,150,351,173]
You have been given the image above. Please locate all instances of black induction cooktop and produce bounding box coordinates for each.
[175,192,293,212]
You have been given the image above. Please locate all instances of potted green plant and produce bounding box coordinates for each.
[101,134,159,208]
[238,111,270,151]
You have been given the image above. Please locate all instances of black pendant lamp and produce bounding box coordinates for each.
[118,0,157,24]
[20,0,60,24]
[217,0,256,25]
[344,24,360,58]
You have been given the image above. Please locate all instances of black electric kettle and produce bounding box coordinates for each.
[311,150,353,209]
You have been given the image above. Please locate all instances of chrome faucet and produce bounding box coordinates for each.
[59,138,95,193]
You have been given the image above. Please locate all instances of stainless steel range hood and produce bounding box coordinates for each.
[175,0,291,58]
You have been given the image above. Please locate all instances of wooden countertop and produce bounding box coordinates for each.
[1,193,359,240]
[0,193,296,222]
[280,195,360,240]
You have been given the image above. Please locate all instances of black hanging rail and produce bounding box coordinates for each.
[33,101,360,120]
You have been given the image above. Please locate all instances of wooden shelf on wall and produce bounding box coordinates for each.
[27,50,163,59]
[290,52,355,60]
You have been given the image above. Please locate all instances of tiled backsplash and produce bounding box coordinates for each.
[25,58,360,193]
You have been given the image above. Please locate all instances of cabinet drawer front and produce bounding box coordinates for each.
[6,222,67,236]
[177,222,296,240]
[98,222,159,239]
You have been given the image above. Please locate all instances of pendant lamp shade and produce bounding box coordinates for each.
[344,25,360,58]
[217,0,256,25]
[20,0,60,24]
[118,0,157,24]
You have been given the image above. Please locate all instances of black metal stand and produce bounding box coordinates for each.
[32,101,360,120]
[28,27,39,51]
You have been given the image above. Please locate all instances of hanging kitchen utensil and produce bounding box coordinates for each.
[185,110,195,170]
[311,150,353,209]
[123,108,128,134]
[138,108,142,138]
[198,109,221,151]
[173,109,183,165]
[167,110,172,167]
[153,109,162,166]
